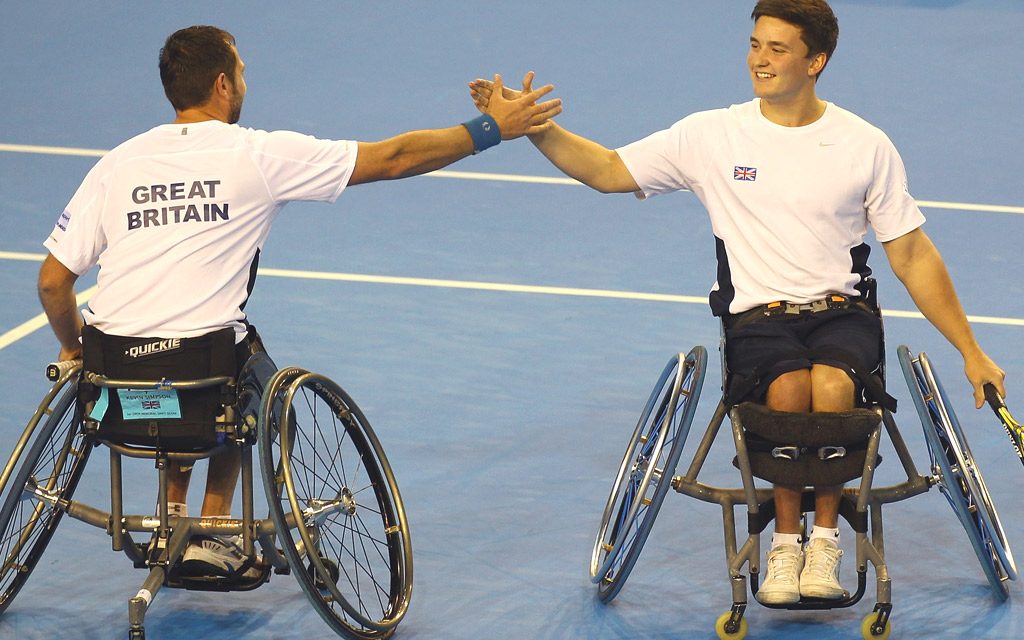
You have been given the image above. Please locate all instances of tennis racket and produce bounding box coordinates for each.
[984,383,1024,468]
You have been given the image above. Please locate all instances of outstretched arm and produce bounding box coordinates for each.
[38,253,83,361]
[349,75,561,185]
[469,73,639,194]
[883,227,1005,407]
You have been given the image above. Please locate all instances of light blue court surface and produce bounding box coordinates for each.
[2,1,1023,638]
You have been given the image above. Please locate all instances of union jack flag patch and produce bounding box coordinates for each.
[141,400,162,410]
[734,166,757,181]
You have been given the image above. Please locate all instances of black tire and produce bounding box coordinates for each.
[0,373,92,614]
[591,347,707,603]
[258,369,412,639]
[252,364,304,554]
[898,346,1016,600]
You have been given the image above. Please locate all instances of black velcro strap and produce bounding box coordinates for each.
[808,345,896,412]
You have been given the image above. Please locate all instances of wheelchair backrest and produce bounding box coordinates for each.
[79,325,240,452]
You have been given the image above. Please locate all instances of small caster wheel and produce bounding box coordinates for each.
[307,556,340,593]
[128,627,146,640]
[715,611,748,640]
[861,612,891,639]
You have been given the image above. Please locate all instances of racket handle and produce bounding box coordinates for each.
[983,383,1004,410]
[46,360,80,381]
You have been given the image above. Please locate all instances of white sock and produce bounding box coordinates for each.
[809,526,840,546]
[166,502,187,517]
[771,532,802,549]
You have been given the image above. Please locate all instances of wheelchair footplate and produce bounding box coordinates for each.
[166,557,273,592]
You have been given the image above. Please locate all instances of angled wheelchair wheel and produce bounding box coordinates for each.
[258,369,412,639]
[591,347,707,603]
[898,346,1017,600]
[0,370,92,614]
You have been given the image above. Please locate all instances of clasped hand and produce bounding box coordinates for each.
[470,72,559,138]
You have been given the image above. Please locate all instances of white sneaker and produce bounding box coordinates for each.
[800,538,846,599]
[756,544,804,605]
[180,535,260,578]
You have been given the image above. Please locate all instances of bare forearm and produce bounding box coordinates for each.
[527,123,638,194]
[352,74,560,186]
[38,283,82,355]
[353,126,474,184]
[909,273,978,354]
[38,254,83,358]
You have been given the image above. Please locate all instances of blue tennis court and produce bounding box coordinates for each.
[2,1,1023,638]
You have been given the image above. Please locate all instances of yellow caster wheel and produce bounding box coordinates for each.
[861,612,891,639]
[715,611,748,640]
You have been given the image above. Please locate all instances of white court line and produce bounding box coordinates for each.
[0,143,106,158]
[0,251,49,262]
[257,268,1024,327]
[0,285,98,351]
[3,142,1024,215]
[2,253,1022,340]
[258,267,708,304]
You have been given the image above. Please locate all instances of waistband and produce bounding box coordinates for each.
[726,294,874,331]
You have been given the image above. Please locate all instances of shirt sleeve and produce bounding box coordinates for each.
[43,158,110,275]
[248,130,358,204]
[616,113,708,201]
[865,132,926,242]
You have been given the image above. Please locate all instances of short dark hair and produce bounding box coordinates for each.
[159,26,237,112]
[752,0,839,78]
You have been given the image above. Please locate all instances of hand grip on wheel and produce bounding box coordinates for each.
[45,359,81,381]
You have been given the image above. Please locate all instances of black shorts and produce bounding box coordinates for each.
[723,306,882,404]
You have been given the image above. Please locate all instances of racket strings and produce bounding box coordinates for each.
[994,406,1024,461]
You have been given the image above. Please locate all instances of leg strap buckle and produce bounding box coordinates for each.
[818,445,847,460]
[771,446,801,460]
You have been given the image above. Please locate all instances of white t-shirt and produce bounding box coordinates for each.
[44,120,357,340]
[617,99,925,315]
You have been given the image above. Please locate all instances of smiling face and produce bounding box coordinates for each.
[747,16,826,107]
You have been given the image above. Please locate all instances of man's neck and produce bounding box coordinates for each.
[173,106,228,125]
[759,93,826,128]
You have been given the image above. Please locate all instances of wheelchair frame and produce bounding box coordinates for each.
[590,344,1017,640]
[0,351,413,640]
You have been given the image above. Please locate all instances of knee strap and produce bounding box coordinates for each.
[810,345,896,412]
[727,345,896,412]
[732,402,882,486]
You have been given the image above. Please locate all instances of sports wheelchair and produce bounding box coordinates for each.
[590,310,1017,639]
[0,328,413,640]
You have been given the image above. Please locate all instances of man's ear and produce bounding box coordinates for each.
[213,72,230,98]
[808,52,827,78]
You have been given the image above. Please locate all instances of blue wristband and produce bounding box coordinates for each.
[462,114,501,154]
